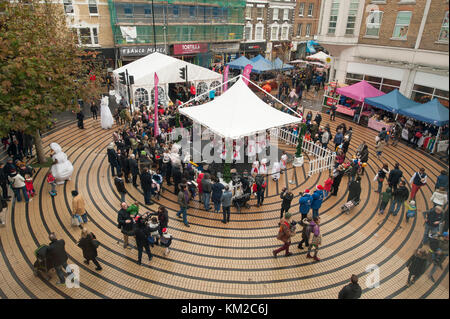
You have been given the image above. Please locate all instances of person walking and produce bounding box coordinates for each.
[330,165,345,196]
[338,275,362,299]
[78,228,102,271]
[430,187,448,207]
[298,190,312,219]
[388,180,409,217]
[134,217,152,265]
[128,154,140,187]
[221,185,233,224]
[375,137,385,159]
[272,212,294,257]
[297,214,312,249]
[422,206,443,245]
[117,202,134,249]
[379,187,392,215]
[409,168,427,200]
[280,188,294,219]
[172,164,183,195]
[71,190,87,228]
[8,170,29,203]
[347,176,362,203]
[306,217,321,262]
[311,185,324,219]
[321,128,330,149]
[374,164,389,194]
[201,173,213,211]
[211,177,225,214]
[107,143,121,177]
[76,110,85,129]
[90,101,98,120]
[47,232,72,285]
[330,101,337,121]
[406,248,428,287]
[388,163,403,192]
[176,184,190,227]
[114,172,127,202]
[140,167,154,205]
[435,170,448,191]
[254,174,266,207]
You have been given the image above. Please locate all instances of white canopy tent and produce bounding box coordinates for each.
[306,51,332,64]
[112,52,222,109]
[178,77,302,139]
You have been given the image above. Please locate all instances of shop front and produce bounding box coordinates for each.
[118,45,167,67]
[210,42,240,70]
[172,43,209,67]
[239,42,267,59]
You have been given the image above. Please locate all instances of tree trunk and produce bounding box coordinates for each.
[34,129,46,164]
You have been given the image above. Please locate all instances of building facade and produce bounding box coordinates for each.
[292,0,321,59]
[241,0,269,59]
[62,0,116,68]
[317,0,449,106]
[107,0,245,67]
[267,0,296,61]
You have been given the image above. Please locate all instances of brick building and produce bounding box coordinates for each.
[267,0,296,61]
[241,0,269,58]
[292,0,322,59]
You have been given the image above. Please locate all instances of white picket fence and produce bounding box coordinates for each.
[270,128,335,176]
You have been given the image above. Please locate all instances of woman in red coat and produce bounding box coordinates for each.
[196,173,204,203]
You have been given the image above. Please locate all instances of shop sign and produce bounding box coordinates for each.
[210,42,240,53]
[120,45,166,57]
[240,42,267,52]
[173,43,208,55]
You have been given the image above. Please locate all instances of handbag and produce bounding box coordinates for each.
[311,234,322,246]
[81,213,89,223]
[71,216,80,227]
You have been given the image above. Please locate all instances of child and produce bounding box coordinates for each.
[379,187,392,215]
[160,227,173,256]
[47,172,57,196]
[324,175,333,198]
[405,200,417,223]
[24,174,35,198]
[127,201,139,219]
[148,217,160,247]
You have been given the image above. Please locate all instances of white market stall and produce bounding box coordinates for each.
[113,52,222,109]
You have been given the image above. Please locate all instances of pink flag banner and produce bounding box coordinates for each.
[154,73,160,137]
[223,65,229,92]
[242,64,253,86]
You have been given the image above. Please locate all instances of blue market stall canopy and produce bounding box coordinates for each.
[273,57,294,71]
[250,54,273,66]
[227,56,253,70]
[364,89,421,113]
[397,98,449,126]
[251,59,274,73]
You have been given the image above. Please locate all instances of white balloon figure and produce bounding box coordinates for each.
[169,144,182,168]
[259,158,268,175]
[50,143,74,185]
[100,96,114,130]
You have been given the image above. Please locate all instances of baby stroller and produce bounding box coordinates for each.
[340,199,360,214]
[151,172,163,200]
[33,244,52,280]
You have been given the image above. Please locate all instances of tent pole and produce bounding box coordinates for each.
[431,126,441,154]
[177,75,241,109]
[395,113,398,121]
[357,102,364,124]
[244,76,302,118]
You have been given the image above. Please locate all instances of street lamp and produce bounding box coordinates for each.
[151,0,157,50]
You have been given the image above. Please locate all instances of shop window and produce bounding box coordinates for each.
[411,84,449,106]
[364,75,382,83]
[345,72,364,80]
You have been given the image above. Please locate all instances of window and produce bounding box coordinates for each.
[346,73,401,93]
[63,0,74,14]
[173,6,179,17]
[244,26,252,40]
[281,26,289,40]
[365,10,383,37]
[135,88,149,107]
[345,0,359,35]
[297,23,303,37]
[283,9,289,20]
[438,11,449,42]
[75,27,99,46]
[88,0,98,15]
[144,7,152,17]
[271,26,279,40]
[328,0,340,34]
[273,8,279,20]
[305,23,311,37]
[298,3,304,16]
[257,7,263,19]
[245,7,252,19]
[308,3,314,16]
[411,84,449,107]
[255,26,264,40]
[124,5,133,17]
[189,6,196,17]
[213,7,219,17]
[392,11,412,39]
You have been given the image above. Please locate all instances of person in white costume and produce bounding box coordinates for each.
[50,143,74,185]
[247,137,256,160]
[100,96,114,130]
[233,142,241,162]
[256,134,266,154]
[271,161,281,181]
[280,151,288,172]
[259,158,268,175]
[251,160,259,176]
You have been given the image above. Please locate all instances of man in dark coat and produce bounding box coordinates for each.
[114,173,127,202]
[388,180,409,216]
[119,152,130,183]
[23,133,34,158]
[128,154,140,187]
[47,233,71,285]
[107,143,120,177]
[7,140,22,162]
[280,188,294,219]
[0,162,10,200]
[133,217,152,265]
[388,163,403,192]
[78,232,102,271]
[406,248,428,286]
[338,275,362,299]
[117,202,134,249]
[140,167,154,205]
[347,176,362,202]
[76,110,85,129]
[314,113,322,127]
[331,166,345,196]
[172,165,183,196]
